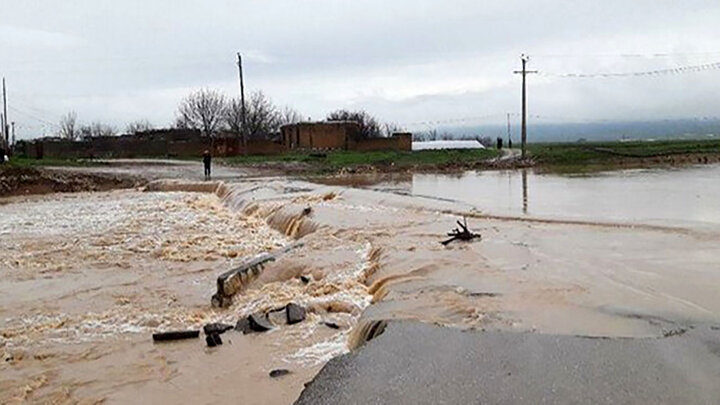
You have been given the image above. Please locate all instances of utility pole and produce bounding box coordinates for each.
[506,113,511,148]
[11,122,15,147]
[513,55,537,159]
[2,78,7,147]
[237,53,248,155]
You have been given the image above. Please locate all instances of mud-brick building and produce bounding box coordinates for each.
[280,121,412,152]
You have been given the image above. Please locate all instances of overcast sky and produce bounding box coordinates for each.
[2,0,720,139]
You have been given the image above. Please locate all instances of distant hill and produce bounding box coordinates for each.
[432,119,720,143]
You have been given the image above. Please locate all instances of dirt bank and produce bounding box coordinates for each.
[0,166,144,197]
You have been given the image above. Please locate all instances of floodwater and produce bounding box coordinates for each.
[0,183,377,404]
[358,165,720,227]
[2,165,720,404]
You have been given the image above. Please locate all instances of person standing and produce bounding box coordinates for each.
[203,150,212,180]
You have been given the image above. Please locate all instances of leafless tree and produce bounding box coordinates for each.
[125,119,154,134]
[79,122,116,139]
[278,106,303,127]
[176,88,227,137]
[58,112,78,140]
[224,98,244,136]
[245,91,280,140]
[326,109,383,138]
[224,93,303,141]
[382,122,403,137]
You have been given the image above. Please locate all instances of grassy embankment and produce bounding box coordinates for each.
[221,148,501,173]
[528,139,720,173]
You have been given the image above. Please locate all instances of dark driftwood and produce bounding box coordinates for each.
[441,218,481,246]
[152,330,200,342]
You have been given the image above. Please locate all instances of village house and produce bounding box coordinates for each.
[280,121,411,152]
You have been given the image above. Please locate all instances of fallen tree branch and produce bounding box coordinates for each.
[441,217,481,245]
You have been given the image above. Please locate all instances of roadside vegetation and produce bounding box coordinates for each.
[529,138,720,173]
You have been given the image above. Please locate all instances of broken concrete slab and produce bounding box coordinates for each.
[235,318,252,334]
[286,303,306,325]
[203,323,234,335]
[267,308,287,326]
[211,243,303,308]
[248,313,274,332]
[205,333,222,347]
[211,253,274,308]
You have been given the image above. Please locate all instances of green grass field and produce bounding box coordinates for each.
[528,139,720,172]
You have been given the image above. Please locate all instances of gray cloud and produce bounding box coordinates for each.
[2,0,720,139]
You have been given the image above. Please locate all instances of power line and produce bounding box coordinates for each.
[532,51,720,59]
[539,61,720,78]
[8,106,59,128]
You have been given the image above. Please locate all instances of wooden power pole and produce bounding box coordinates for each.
[2,78,7,147]
[237,53,248,155]
[513,55,537,159]
[506,113,511,148]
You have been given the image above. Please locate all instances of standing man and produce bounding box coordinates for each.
[203,150,212,180]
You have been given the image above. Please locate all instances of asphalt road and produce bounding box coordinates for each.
[296,321,720,404]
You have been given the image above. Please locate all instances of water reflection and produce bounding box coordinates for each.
[522,169,528,214]
[313,165,720,226]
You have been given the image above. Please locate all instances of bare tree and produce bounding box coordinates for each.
[126,119,154,134]
[223,98,244,136]
[58,112,78,140]
[278,106,303,127]
[382,122,403,137]
[326,109,383,138]
[224,93,303,141]
[176,88,227,137]
[79,122,116,139]
[245,91,280,140]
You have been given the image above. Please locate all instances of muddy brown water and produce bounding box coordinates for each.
[2,165,720,403]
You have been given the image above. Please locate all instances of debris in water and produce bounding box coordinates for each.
[269,369,291,378]
[211,243,304,308]
[203,323,234,335]
[300,275,311,284]
[152,330,200,342]
[323,321,340,330]
[286,303,307,325]
[235,318,252,334]
[248,313,274,332]
[441,217,482,246]
[206,333,223,347]
[267,308,287,325]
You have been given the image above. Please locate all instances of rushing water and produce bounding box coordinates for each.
[357,165,720,227]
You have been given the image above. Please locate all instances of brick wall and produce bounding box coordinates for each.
[350,133,412,152]
[17,129,288,159]
[281,122,359,150]
[19,126,410,159]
